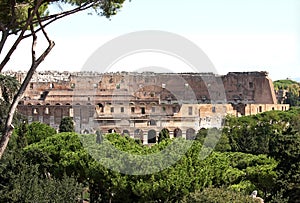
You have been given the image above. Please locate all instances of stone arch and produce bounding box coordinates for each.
[65,103,71,105]
[54,107,62,124]
[122,129,130,136]
[186,128,196,140]
[83,129,89,134]
[148,119,156,126]
[108,128,116,133]
[174,128,182,138]
[97,103,104,112]
[55,103,61,105]
[134,129,143,140]
[148,129,156,144]
[158,128,170,141]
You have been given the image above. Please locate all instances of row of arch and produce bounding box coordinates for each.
[23,102,160,106]
[105,128,196,143]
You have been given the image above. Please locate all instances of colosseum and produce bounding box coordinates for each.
[5,70,289,144]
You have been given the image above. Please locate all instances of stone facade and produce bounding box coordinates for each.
[6,71,289,144]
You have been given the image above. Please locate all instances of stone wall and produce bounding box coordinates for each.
[9,70,288,143]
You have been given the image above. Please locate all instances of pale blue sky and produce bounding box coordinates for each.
[3,0,300,80]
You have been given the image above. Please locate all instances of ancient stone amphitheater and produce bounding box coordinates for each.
[5,70,289,144]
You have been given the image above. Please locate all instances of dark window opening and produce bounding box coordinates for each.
[249,82,254,88]
[131,107,135,113]
[188,106,193,115]
[148,130,156,143]
[148,120,156,126]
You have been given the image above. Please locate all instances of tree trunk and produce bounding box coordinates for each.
[0,40,54,158]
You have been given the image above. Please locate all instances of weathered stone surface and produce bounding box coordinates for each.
[4,71,289,143]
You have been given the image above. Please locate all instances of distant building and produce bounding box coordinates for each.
[8,71,289,144]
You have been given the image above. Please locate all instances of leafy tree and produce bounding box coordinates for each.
[269,133,300,202]
[0,74,20,104]
[158,128,170,143]
[274,79,300,106]
[26,121,57,144]
[0,74,20,131]
[181,187,259,203]
[59,117,75,132]
[195,127,231,152]
[24,132,90,180]
[24,132,279,202]
[0,148,82,202]
[223,108,300,202]
[0,0,128,158]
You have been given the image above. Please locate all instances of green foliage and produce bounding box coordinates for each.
[269,133,300,202]
[23,131,279,202]
[274,79,300,106]
[0,148,82,202]
[195,128,231,152]
[6,108,300,203]
[24,132,90,180]
[59,117,75,132]
[0,0,127,34]
[25,121,56,144]
[223,108,300,202]
[0,74,20,104]
[158,128,170,143]
[0,0,49,33]
[274,79,299,92]
[0,74,21,133]
[181,187,258,203]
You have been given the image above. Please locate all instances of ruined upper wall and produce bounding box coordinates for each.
[3,71,277,104]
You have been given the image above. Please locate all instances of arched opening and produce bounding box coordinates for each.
[158,128,169,142]
[148,130,156,144]
[108,129,116,133]
[174,128,182,138]
[83,129,89,134]
[148,119,156,126]
[97,103,104,113]
[186,128,196,140]
[134,129,143,140]
[65,103,71,106]
[123,129,130,136]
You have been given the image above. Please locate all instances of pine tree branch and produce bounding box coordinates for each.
[0,1,41,72]
[0,0,55,159]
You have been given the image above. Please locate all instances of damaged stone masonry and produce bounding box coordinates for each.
[5,70,289,144]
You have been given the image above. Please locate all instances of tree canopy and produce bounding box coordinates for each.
[0,0,128,158]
